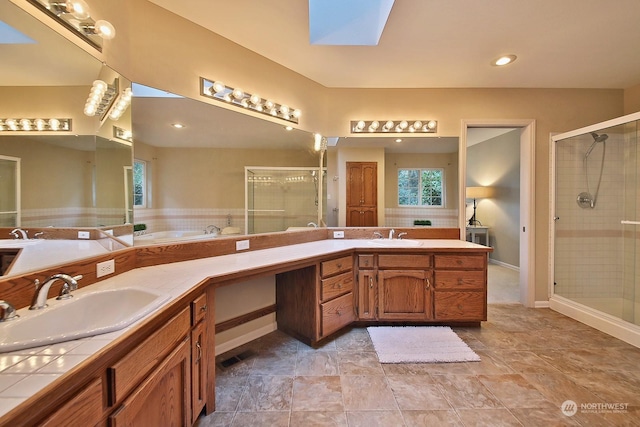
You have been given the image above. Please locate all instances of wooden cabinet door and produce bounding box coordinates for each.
[109,338,191,427]
[346,162,377,226]
[191,320,207,423]
[40,378,103,427]
[378,270,432,320]
[357,270,377,320]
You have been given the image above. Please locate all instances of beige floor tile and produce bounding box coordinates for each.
[386,374,451,410]
[432,374,503,409]
[477,373,556,409]
[236,375,293,412]
[340,375,397,410]
[402,410,463,426]
[230,411,290,427]
[455,408,523,426]
[295,351,339,376]
[337,351,384,375]
[346,410,405,427]
[289,411,348,427]
[291,376,343,412]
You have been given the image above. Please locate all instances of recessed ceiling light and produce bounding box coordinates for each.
[171,123,185,129]
[284,126,293,131]
[491,54,517,66]
[395,138,402,143]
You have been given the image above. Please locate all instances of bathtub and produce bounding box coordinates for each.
[134,230,217,245]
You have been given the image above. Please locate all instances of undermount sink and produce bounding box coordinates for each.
[368,239,422,247]
[0,287,170,353]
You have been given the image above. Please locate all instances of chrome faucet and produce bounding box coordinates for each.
[30,274,83,310]
[205,225,220,235]
[0,300,18,322]
[307,222,318,228]
[10,228,28,239]
[397,232,408,239]
[388,229,395,240]
[373,231,384,239]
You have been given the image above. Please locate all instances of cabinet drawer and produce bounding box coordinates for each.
[321,271,354,302]
[321,255,352,277]
[108,307,190,405]
[378,254,431,269]
[434,291,486,321]
[321,292,355,337]
[191,293,208,326]
[434,270,485,289]
[358,254,374,269]
[434,254,485,269]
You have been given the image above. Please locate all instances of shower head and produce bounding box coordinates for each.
[590,132,609,143]
[585,132,609,158]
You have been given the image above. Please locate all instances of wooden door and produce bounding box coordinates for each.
[378,270,432,320]
[346,162,377,226]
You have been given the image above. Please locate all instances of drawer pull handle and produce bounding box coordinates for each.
[425,278,431,289]
[201,305,207,312]
[336,263,342,269]
[458,278,463,285]
[369,277,374,289]
[336,309,342,316]
[195,341,202,363]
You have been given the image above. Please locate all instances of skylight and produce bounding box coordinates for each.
[132,83,183,98]
[0,20,35,44]
[308,0,394,46]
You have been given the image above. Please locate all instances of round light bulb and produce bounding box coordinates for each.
[413,120,423,129]
[65,0,90,20]
[355,120,365,131]
[6,119,17,130]
[399,120,408,129]
[427,120,437,129]
[264,100,274,109]
[94,20,116,39]
[280,105,290,114]
[232,88,244,99]
[292,109,301,118]
[370,120,379,130]
[212,81,225,94]
[49,119,60,130]
[34,119,46,130]
[20,119,31,130]
[249,94,261,105]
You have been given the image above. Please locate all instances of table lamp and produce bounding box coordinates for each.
[466,186,495,226]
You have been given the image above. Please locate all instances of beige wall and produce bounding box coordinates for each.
[624,83,640,114]
[134,146,318,209]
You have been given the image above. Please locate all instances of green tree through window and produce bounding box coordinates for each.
[133,159,146,207]
[398,168,443,206]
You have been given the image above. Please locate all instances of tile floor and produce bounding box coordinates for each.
[196,266,640,427]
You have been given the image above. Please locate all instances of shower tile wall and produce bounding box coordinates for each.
[554,134,624,299]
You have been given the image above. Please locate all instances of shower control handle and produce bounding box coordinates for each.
[554,217,560,221]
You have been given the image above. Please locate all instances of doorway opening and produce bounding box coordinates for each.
[460,120,536,307]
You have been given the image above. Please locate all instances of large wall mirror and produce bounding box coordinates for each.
[130,85,321,245]
[0,1,132,276]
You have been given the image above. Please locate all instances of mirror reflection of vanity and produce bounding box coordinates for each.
[0,1,132,276]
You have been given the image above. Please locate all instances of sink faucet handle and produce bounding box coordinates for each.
[57,274,83,300]
[397,232,408,239]
[0,300,18,322]
[373,231,384,239]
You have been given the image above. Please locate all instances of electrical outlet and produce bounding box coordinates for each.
[333,230,345,238]
[236,240,250,251]
[96,259,115,278]
[78,231,90,239]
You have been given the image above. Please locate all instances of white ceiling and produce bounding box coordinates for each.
[148,0,640,89]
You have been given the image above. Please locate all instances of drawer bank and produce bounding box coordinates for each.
[0,228,491,426]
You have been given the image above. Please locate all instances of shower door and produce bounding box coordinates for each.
[0,155,20,227]
[553,117,639,325]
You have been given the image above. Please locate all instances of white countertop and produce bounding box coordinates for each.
[0,238,487,418]
[2,240,110,277]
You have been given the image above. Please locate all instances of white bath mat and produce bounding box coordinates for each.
[367,326,480,363]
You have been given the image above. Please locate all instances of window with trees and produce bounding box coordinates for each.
[398,168,444,207]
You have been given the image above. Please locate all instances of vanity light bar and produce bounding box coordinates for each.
[113,125,132,143]
[26,0,116,51]
[200,78,301,124]
[350,120,438,134]
[0,118,72,132]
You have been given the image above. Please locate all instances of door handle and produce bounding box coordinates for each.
[425,278,431,289]
[369,277,374,289]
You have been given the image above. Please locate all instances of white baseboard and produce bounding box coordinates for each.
[215,322,277,356]
[550,295,640,348]
[488,259,519,271]
[534,300,550,308]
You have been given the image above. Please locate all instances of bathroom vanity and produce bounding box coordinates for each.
[0,229,491,426]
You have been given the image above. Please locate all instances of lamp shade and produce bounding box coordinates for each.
[466,186,495,199]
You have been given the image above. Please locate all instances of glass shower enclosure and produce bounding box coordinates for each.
[245,167,326,234]
[551,111,639,345]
